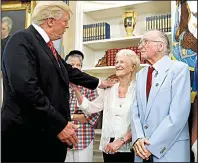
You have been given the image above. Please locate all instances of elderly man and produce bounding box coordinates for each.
[1,1,112,162]
[1,16,12,40]
[1,16,13,63]
[131,30,191,162]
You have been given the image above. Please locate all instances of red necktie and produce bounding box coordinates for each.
[146,66,154,100]
[47,41,58,61]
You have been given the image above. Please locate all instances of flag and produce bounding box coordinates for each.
[172,0,197,103]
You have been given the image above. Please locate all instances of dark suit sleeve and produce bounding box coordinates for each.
[4,40,67,136]
[60,58,99,90]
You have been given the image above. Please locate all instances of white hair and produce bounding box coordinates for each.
[150,29,171,55]
[31,1,72,25]
[2,16,13,33]
[116,49,140,80]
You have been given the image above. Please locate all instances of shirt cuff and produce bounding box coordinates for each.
[192,139,197,153]
[79,96,90,114]
[97,79,101,88]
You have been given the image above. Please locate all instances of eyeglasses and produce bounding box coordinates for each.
[138,39,163,47]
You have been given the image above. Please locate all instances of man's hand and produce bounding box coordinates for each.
[98,80,114,89]
[57,122,79,146]
[104,139,124,154]
[144,150,152,160]
[133,138,150,160]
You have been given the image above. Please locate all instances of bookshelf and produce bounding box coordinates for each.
[83,1,170,21]
[82,64,148,75]
[75,1,173,78]
[83,32,172,51]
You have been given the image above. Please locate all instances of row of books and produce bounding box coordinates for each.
[105,47,146,66]
[83,22,110,42]
[146,14,171,32]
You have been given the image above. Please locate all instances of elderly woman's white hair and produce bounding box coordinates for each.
[116,49,140,80]
[2,17,13,33]
[31,1,72,25]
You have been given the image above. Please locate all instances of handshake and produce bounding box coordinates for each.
[57,122,79,147]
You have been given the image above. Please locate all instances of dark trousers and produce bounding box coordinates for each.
[103,152,134,162]
[1,130,67,162]
[103,138,134,162]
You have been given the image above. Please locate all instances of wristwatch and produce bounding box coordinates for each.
[120,137,125,144]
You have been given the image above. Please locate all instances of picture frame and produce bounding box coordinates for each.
[63,0,69,6]
[1,1,36,35]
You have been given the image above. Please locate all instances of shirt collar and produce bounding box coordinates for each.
[32,23,50,43]
[152,55,171,72]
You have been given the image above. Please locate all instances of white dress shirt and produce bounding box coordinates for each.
[32,23,50,43]
[79,81,136,152]
[151,55,170,87]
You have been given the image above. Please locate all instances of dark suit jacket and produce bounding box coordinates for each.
[1,25,99,162]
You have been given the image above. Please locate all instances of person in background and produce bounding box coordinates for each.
[1,1,113,162]
[71,49,140,162]
[131,30,191,162]
[1,16,13,65]
[64,50,101,162]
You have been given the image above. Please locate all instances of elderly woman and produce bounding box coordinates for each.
[65,50,101,162]
[71,49,140,162]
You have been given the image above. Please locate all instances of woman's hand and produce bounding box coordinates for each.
[104,139,124,154]
[70,83,79,91]
[72,114,88,123]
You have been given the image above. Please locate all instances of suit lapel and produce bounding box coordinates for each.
[144,71,168,120]
[28,25,68,85]
[58,56,69,85]
[140,68,148,114]
[39,38,68,85]
[144,56,173,121]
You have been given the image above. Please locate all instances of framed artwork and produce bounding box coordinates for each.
[1,1,35,35]
[63,0,69,6]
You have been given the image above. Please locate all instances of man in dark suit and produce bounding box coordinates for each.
[1,1,112,162]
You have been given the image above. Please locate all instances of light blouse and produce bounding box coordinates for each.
[79,81,136,152]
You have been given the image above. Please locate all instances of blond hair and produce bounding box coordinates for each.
[116,49,140,80]
[31,1,72,25]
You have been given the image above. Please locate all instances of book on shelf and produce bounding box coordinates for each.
[146,13,171,32]
[83,22,110,42]
[95,45,147,67]
[105,46,145,67]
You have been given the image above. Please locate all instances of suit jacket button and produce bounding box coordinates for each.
[144,126,148,129]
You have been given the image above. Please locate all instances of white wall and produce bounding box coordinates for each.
[63,1,77,58]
